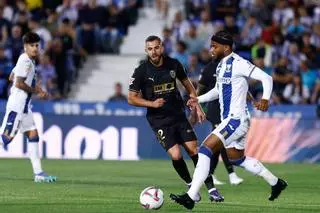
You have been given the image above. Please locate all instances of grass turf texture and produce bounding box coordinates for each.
[0,159,319,213]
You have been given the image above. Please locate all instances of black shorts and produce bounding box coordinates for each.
[150,118,197,151]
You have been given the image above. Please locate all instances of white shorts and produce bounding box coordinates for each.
[212,116,250,150]
[0,110,36,137]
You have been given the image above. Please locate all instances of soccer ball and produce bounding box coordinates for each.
[139,186,164,210]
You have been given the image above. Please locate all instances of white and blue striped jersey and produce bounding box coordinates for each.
[7,53,36,113]
[215,53,256,119]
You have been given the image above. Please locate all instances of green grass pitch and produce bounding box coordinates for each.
[0,159,320,213]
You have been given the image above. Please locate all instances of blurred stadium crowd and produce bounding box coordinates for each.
[0,0,143,100]
[0,0,319,105]
[163,0,320,105]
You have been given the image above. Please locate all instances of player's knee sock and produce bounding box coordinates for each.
[172,158,192,184]
[190,154,198,167]
[220,148,234,174]
[28,136,43,175]
[210,150,220,173]
[231,156,278,186]
[191,154,215,190]
[187,146,212,200]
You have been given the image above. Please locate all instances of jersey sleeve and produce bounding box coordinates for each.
[129,67,143,93]
[235,59,256,78]
[176,61,188,81]
[15,58,32,78]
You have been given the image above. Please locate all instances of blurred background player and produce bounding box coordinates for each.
[0,32,56,183]
[128,35,224,202]
[170,31,287,210]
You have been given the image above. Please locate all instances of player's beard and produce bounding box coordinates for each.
[149,55,162,66]
[212,53,223,62]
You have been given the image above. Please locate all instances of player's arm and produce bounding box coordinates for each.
[128,91,165,108]
[197,86,219,103]
[14,60,48,99]
[181,78,197,97]
[176,62,205,122]
[15,77,48,99]
[248,67,273,111]
[15,77,38,93]
[128,67,165,108]
[8,72,14,82]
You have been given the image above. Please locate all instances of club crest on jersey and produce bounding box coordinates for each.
[170,70,176,79]
[226,64,232,72]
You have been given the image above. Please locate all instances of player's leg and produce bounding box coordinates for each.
[179,118,224,202]
[220,147,244,185]
[208,123,224,185]
[0,111,20,147]
[24,129,57,183]
[170,133,224,209]
[183,140,224,202]
[176,140,202,203]
[210,123,242,185]
[21,113,56,183]
[155,125,194,187]
[209,149,227,185]
[167,144,193,185]
[170,118,242,209]
[227,146,287,201]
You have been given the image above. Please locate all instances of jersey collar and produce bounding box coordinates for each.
[220,52,234,64]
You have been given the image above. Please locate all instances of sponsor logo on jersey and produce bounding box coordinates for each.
[217,77,231,84]
[153,82,175,94]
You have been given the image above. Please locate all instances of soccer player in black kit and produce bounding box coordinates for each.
[194,60,244,185]
[128,35,224,202]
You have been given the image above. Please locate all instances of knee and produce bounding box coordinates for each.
[170,150,182,161]
[187,148,198,157]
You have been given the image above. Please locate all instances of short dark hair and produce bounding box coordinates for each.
[145,35,161,43]
[211,30,234,47]
[23,32,41,44]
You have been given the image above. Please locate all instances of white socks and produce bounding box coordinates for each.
[187,152,211,200]
[28,142,43,175]
[239,156,278,186]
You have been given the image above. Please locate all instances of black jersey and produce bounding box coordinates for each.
[129,56,188,127]
[198,60,221,126]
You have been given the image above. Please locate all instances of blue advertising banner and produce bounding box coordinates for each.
[0,100,319,162]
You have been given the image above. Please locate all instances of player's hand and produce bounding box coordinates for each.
[187,96,198,108]
[195,103,206,123]
[254,99,269,111]
[38,91,49,100]
[188,106,198,126]
[151,98,165,108]
[35,86,43,94]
